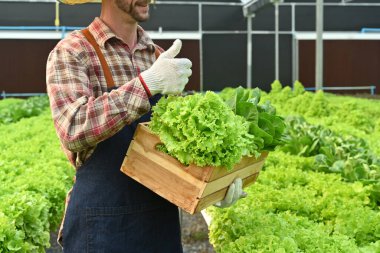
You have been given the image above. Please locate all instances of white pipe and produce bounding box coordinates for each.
[247,14,253,89]
[198,3,204,92]
[292,35,296,84]
[275,2,280,81]
[315,0,324,91]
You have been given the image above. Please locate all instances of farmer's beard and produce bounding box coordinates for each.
[116,0,151,22]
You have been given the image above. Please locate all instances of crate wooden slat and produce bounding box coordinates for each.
[121,123,268,214]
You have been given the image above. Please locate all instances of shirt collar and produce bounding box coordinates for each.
[88,17,155,51]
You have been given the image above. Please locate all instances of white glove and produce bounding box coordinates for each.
[139,39,192,95]
[213,178,247,208]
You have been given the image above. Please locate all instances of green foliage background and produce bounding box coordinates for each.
[1,87,380,252]
[208,82,380,252]
[0,97,73,252]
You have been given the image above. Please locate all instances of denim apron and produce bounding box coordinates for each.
[61,29,183,253]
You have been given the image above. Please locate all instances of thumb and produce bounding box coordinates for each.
[160,39,182,59]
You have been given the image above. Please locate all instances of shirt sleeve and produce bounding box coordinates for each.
[46,45,151,152]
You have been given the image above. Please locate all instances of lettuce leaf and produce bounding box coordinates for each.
[220,86,286,151]
[150,92,257,170]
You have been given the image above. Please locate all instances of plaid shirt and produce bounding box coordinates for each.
[47,17,160,168]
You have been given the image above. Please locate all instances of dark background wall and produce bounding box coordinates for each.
[299,40,380,91]
[0,39,58,93]
[0,1,379,94]
[0,38,200,94]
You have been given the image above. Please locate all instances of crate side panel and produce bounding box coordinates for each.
[121,149,203,214]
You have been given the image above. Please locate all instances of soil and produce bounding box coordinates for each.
[180,211,216,253]
[46,210,215,253]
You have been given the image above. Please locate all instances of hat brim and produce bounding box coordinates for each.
[58,0,101,5]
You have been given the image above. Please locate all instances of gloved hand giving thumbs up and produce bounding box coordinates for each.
[139,39,192,96]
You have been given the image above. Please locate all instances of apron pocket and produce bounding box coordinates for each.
[85,205,182,253]
[62,210,87,253]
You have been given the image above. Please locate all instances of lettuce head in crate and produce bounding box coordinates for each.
[149,89,285,170]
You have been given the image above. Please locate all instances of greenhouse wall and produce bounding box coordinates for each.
[0,0,379,94]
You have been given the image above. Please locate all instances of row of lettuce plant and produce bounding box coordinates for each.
[0,96,49,125]
[0,106,73,252]
[262,81,380,154]
[207,83,380,252]
[208,151,380,252]
[267,82,380,206]
[282,116,380,206]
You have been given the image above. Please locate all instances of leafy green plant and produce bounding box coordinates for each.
[0,96,49,125]
[219,86,286,151]
[0,192,51,252]
[281,116,380,205]
[208,151,380,252]
[150,92,257,169]
[207,83,380,252]
[150,89,285,169]
[0,109,73,252]
[262,81,380,144]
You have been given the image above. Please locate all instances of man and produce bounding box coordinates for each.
[46,0,245,252]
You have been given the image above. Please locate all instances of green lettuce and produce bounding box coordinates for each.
[150,92,257,170]
[219,86,286,151]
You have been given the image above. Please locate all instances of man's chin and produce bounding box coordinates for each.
[134,14,149,22]
[133,12,150,22]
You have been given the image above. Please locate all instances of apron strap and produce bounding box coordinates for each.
[82,28,161,89]
[82,28,115,88]
[154,46,161,59]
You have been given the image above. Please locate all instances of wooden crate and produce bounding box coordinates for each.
[120,123,268,214]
